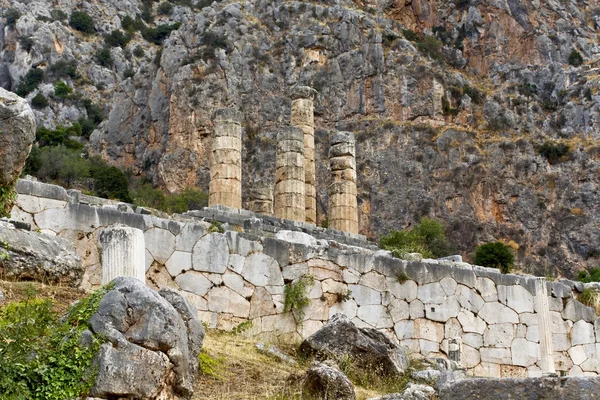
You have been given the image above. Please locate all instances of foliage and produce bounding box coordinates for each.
[31,92,49,109]
[577,268,600,283]
[401,29,419,42]
[579,287,599,311]
[0,238,9,263]
[18,36,35,52]
[15,67,44,96]
[380,217,455,259]
[91,164,132,202]
[157,2,174,15]
[284,275,314,322]
[69,11,95,34]
[142,23,181,45]
[208,221,224,233]
[95,47,114,68]
[231,321,253,334]
[200,31,229,59]
[36,125,83,149]
[104,30,132,47]
[133,45,145,57]
[416,35,444,61]
[474,241,514,274]
[198,351,223,377]
[54,80,73,98]
[537,141,570,164]
[4,8,20,27]
[131,180,208,213]
[141,2,154,23]
[26,145,89,188]
[121,15,135,32]
[568,49,584,67]
[0,284,112,400]
[0,185,17,218]
[51,9,67,21]
[48,59,79,79]
[337,354,418,394]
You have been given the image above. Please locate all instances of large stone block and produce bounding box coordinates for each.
[480,347,512,364]
[562,299,595,322]
[475,277,498,301]
[243,253,284,286]
[414,318,444,343]
[497,285,534,313]
[457,310,486,334]
[389,299,410,322]
[144,227,176,265]
[357,304,393,329]
[175,223,206,252]
[571,320,595,346]
[207,286,250,318]
[484,323,514,347]
[192,232,229,274]
[479,302,519,325]
[425,296,461,322]
[511,338,540,367]
[165,250,192,277]
[418,282,446,304]
[349,284,381,306]
[456,284,485,313]
[175,271,213,296]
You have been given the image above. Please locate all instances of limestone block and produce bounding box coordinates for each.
[329,298,358,320]
[145,249,154,272]
[445,318,463,338]
[484,323,514,347]
[569,346,588,366]
[348,284,381,306]
[342,268,360,284]
[479,302,519,324]
[548,297,563,312]
[321,279,347,295]
[527,366,543,378]
[395,320,414,340]
[515,324,527,338]
[100,226,146,284]
[456,285,485,313]
[420,339,439,356]
[562,299,595,322]
[181,290,208,311]
[249,287,277,319]
[223,271,253,298]
[472,362,501,378]
[440,277,458,296]
[418,282,446,304]
[165,251,192,277]
[387,278,418,302]
[283,263,309,281]
[463,333,484,349]
[226,231,263,256]
[414,318,444,343]
[462,344,481,369]
[307,280,323,300]
[266,285,285,295]
[569,365,584,376]
[425,296,461,322]
[298,320,324,338]
[552,334,571,352]
[550,311,570,334]
[389,299,410,322]
[511,338,539,367]
[571,320,596,346]
[228,253,245,274]
[497,285,534,313]
[519,313,538,326]
[358,271,386,290]
[310,266,342,281]
[357,304,393,328]
[192,233,229,274]
[144,227,176,265]
[327,131,358,234]
[457,310,487,334]
[175,271,213,296]
[175,224,206,252]
[581,354,600,373]
[500,365,527,378]
[243,253,283,286]
[480,347,512,364]
[410,299,425,319]
[526,324,539,342]
[475,277,498,302]
[207,286,250,318]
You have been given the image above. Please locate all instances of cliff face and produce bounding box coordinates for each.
[2,0,600,276]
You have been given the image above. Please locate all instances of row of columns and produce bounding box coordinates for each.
[207,87,359,234]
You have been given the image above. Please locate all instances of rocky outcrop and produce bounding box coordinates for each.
[438,376,600,400]
[88,277,205,400]
[0,221,83,285]
[303,361,356,400]
[299,313,409,376]
[368,383,436,400]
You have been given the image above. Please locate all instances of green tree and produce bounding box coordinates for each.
[54,80,73,98]
[380,217,455,259]
[91,165,132,202]
[35,145,89,187]
[104,30,132,47]
[157,2,174,15]
[474,242,514,274]
[95,47,113,68]
[577,268,600,283]
[31,93,49,109]
[69,11,95,34]
[15,68,44,96]
[568,49,584,67]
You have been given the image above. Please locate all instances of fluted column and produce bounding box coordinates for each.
[328,132,358,234]
[100,226,146,284]
[209,108,243,209]
[274,126,305,222]
[291,86,317,225]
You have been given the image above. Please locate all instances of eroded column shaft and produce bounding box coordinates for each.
[291,86,317,224]
[274,127,305,222]
[328,132,358,234]
[100,226,146,284]
[209,108,243,209]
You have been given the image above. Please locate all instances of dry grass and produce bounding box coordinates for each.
[0,280,86,314]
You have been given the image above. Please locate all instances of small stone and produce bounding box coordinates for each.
[303,362,355,400]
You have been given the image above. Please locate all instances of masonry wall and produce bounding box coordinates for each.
[8,179,600,378]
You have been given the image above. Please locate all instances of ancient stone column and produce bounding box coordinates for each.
[328,132,358,234]
[274,127,305,222]
[291,86,317,225]
[248,182,273,215]
[535,278,556,375]
[100,226,146,284]
[209,108,243,209]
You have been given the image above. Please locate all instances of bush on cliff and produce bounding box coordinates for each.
[69,11,95,34]
[577,267,600,283]
[380,217,455,259]
[474,241,514,273]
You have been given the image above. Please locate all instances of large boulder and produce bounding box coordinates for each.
[0,221,83,286]
[303,361,355,400]
[88,277,205,400]
[299,313,409,376]
[367,383,436,400]
[0,88,35,187]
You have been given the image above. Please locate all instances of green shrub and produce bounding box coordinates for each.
[131,180,208,214]
[95,47,113,67]
[4,8,20,27]
[380,217,455,259]
[284,275,315,322]
[48,59,79,79]
[401,29,419,42]
[104,30,132,47]
[31,92,49,109]
[157,1,174,15]
[29,145,88,187]
[200,31,228,59]
[0,185,16,218]
[121,15,135,32]
[91,165,132,202]
[133,45,145,57]
[577,268,600,283]
[568,49,584,67]
[0,284,112,399]
[51,9,67,21]
[36,125,83,149]
[416,35,444,61]
[198,351,223,377]
[15,67,44,96]
[208,221,224,233]
[123,68,135,79]
[474,242,514,274]
[142,22,181,44]
[69,11,95,34]
[537,141,570,164]
[141,2,154,23]
[54,80,73,98]
[18,36,35,52]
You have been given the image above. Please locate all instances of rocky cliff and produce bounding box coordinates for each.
[2,0,600,276]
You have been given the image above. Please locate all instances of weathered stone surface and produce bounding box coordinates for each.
[484,323,514,347]
[439,376,600,400]
[571,320,595,346]
[414,319,444,343]
[0,88,35,187]
[0,222,83,285]
[425,296,460,322]
[457,310,486,334]
[300,314,409,376]
[192,233,229,273]
[243,253,283,286]
[357,304,393,329]
[226,231,263,256]
[100,226,146,285]
[475,277,498,302]
[368,383,436,400]
[511,338,539,367]
[498,285,534,314]
[562,299,595,323]
[348,284,381,306]
[207,286,250,318]
[303,361,355,400]
[418,282,446,304]
[480,347,512,364]
[144,227,176,265]
[166,251,192,277]
[479,302,519,324]
[89,277,204,399]
[328,132,358,234]
[175,271,212,296]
